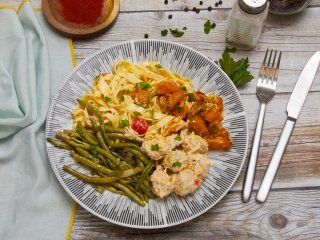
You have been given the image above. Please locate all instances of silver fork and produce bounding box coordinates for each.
[242,49,282,203]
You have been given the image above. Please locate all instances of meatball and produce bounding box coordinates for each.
[150,166,176,198]
[188,153,211,177]
[174,169,201,196]
[141,136,171,161]
[163,150,188,173]
[182,132,208,154]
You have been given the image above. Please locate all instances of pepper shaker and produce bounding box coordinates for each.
[226,0,269,47]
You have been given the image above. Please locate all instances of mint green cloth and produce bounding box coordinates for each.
[0,2,74,239]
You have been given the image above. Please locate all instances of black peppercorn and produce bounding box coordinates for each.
[168,14,172,19]
[215,2,219,7]
[144,34,149,39]
[184,7,189,12]
[219,0,222,5]
[164,0,168,5]
[192,7,197,11]
[199,1,203,5]
[208,6,212,11]
[196,8,200,13]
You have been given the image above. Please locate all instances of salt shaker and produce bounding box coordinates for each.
[226,0,269,47]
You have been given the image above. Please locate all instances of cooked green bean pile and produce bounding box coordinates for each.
[47,99,156,207]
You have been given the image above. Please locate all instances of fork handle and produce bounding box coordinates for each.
[256,118,295,203]
[242,103,267,203]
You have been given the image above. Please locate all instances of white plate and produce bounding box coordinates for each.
[45,39,248,229]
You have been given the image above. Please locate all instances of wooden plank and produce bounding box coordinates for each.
[70,189,320,239]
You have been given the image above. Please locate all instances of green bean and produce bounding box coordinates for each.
[71,136,87,145]
[47,138,74,150]
[111,182,145,207]
[63,130,82,139]
[75,148,100,164]
[123,147,150,165]
[96,131,109,151]
[118,166,144,178]
[77,99,104,123]
[104,125,125,134]
[104,185,125,195]
[110,142,141,150]
[99,123,111,146]
[96,146,120,167]
[76,121,98,145]
[107,133,143,143]
[90,117,110,148]
[63,165,118,184]
[140,184,156,199]
[110,151,135,165]
[137,163,154,187]
[56,132,90,150]
[71,151,113,175]
[120,181,145,203]
[89,116,99,132]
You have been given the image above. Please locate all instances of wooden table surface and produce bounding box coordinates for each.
[3,0,320,239]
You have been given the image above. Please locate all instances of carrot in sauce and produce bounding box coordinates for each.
[157,81,180,95]
[167,90,186,109]
[201,108,221,123]
[169,103,188,119]
[188,115,209,137]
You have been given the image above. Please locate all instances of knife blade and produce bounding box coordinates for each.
[287,51,320,120]
[256,51,320,203]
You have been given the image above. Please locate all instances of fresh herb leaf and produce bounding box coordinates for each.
[216,47,254,86]
[133,111,141,117]
[172,161,181,168]
[188,93,194,102]
[174,135,182,141]
[180,86,187,91]
[204,20,216,34]
[120,119,129,127]
[155,63,162,68]
[95,75,100,80]
[212,124,217,129]
[137,82,151,89]
[169,28,184,38]
[90,145,98,157]
[161,29,168,36]
[151,143,159,151]
[104,96,111,103]
[183,27,187,30]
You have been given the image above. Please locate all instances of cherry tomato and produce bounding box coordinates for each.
[131,117,148,134]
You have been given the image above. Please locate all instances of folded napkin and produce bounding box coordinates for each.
[0,2,75,239]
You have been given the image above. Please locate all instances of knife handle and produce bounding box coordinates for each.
[242,103,267,203]
[256,118,295,203]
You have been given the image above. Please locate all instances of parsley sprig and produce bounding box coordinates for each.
[216,47,254,86]
[169,28,184,38]
[204,20,216,34]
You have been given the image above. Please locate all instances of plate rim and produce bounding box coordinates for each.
[45,39,249,229]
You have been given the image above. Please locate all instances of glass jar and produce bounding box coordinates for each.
[226,0,269,47]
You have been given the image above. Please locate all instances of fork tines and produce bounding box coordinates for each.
[259,49,282,85]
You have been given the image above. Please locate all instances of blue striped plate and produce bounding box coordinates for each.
[45,39,248,229]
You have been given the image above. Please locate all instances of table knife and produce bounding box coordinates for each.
[256,51,320,203]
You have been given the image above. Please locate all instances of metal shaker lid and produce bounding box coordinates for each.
[239,0,268,14]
